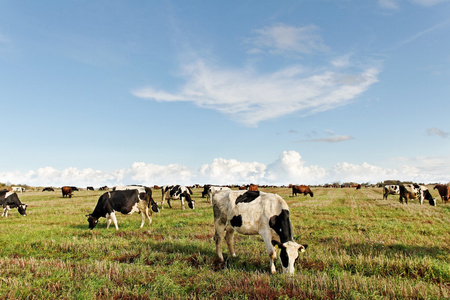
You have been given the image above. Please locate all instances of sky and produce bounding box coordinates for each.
[1,0,450,188]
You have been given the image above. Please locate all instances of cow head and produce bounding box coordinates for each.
[151,201,160,213]
[279,241,307,274]
[183,192,195,209]
[309,191,314,197]
[86,214,99,229]
[18,204,27,216]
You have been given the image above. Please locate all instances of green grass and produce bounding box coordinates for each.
[0,186,448,299]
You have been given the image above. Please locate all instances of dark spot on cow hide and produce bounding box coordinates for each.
[279,246,289,269]
[235,191,260,205]
[269,209,293,243]
[230,215,243,227]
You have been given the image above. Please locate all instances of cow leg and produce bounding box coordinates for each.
[2,207,8,217]
[214,220,227,262]
[138,201,151,228]
[260,230,277,274]
[161,192,166,209]
[180,197,185,210]
[110,212,119,230]
[167,198,172,208]
[225,225,236,258]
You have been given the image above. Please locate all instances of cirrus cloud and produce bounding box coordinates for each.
[133,23,380,127]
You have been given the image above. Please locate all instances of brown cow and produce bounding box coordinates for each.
[434,184,450,203]
[290,185,313,197]
[61,186,73,198]
[248,184,258,191]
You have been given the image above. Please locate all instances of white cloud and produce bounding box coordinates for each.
[427,127,449,138]
[379,0,449,9]
[133,24,379,127]
[248,24,328,55]
[133,60,379,127]
[2,151,448,187]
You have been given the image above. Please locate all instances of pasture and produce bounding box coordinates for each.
[0,186,448,299]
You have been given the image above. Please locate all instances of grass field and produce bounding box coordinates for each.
[0,186,448,299]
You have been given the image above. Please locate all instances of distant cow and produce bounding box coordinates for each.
[99,186,109,191]
[207,186,231,203]
[383,185,400,200]
[12,187,25,193]
[433,184,450,203]
[87,186,94,191]
[0,190,27,217]
[248,184,258,191]
[42,187,54,192]
[399,184,436,206]
[113,185,159,213]
[290,185,313,197]
[87,189,155,230]
[212,190,307,274]
[201,184,212,198]
[61,186,73,198]
[161,185,194,210]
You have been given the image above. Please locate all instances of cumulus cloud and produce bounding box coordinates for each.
[133,23,379,127]
[2,151,449,187]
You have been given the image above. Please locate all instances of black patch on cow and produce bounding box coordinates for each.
[279,246,289,269]
[169,185,181,197]
[230,215,243,228]
[269,209,293,243]
[423,189,433,201]
[235,191,260,205]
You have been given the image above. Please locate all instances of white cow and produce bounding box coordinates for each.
[11,187,25,193]
[212,190,307,274]
[207,186,231,203]
[383,185,400,200]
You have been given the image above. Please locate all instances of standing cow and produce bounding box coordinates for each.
[383,185,400,200]
[87,189,155,230]
[0,190,27,217]
[433,184,450,203]
[61,186,73,198]
[113,185,159,213]
[212,190,307,274]
[399,184,436,206]
[290,185,314,197]
[161,185,195,210]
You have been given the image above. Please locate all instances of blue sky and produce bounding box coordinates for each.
[1,0,449,187]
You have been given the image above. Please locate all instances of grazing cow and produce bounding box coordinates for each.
[290,185,314,197]
[433,184,450,203]
[399,184,436,206]
[113,185,159,213]
[99,186,109,191]
[61,186,73,198]
[42,187,54,192]
[161,185,194,210]
[0,190,27,217]
[86,189,154,230]
[12,187,25,193]
[87,186,94,191]
[383,185,400,200]
[207,186,231,203]
[212,190,307,274]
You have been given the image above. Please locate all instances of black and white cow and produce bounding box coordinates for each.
[207,186,231,203]
[383,185,400,200]
[161,185,195,210]
[86,189,155,230]
[212,190,307,274]
[12,186,25,193]
[0,190,27,217]
[399,184,436,206]
[113,185,160,213]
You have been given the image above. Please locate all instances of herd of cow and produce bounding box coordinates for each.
[1,182,448,274]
